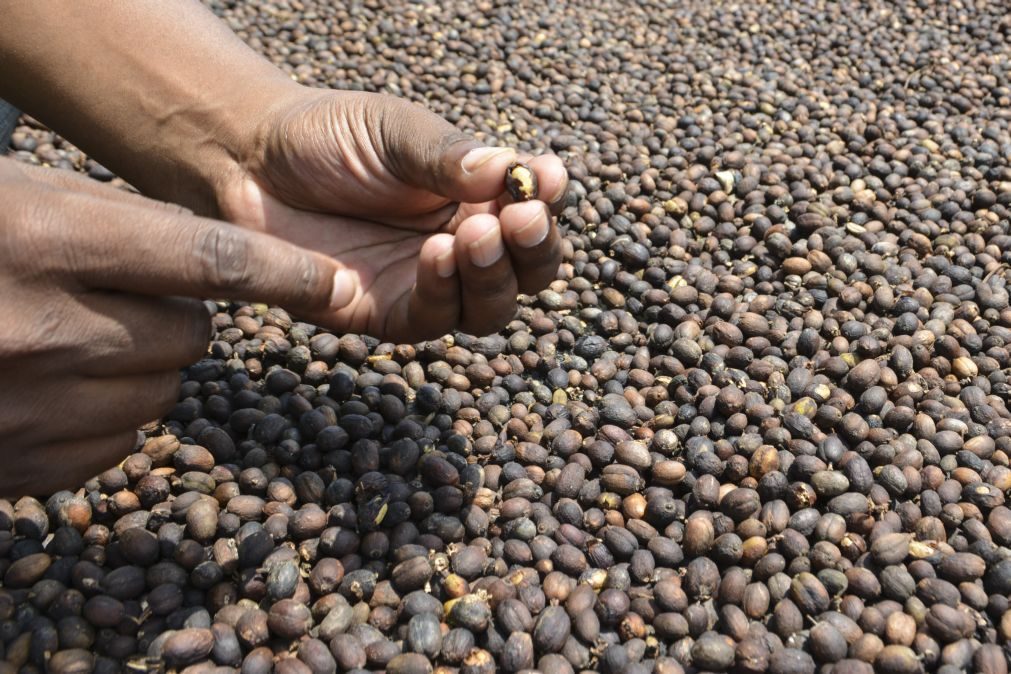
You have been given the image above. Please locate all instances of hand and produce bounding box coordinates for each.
[0,159,356,496]
[219,89,569,342]
[0,0,566,343]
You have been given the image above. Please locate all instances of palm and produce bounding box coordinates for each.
[224,90,565,341]
[242,197,480,339]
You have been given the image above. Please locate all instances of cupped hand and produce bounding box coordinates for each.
[0,159,356,496]
[219,89,568,343]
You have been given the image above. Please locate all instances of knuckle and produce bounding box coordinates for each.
[293,254,325,308]
[193,224,253,293]
[0,294,74,361]
[519,254,562,294]
[3,193,61,265]
[440,130,478,154]
[434,131,478,183]
[375,93,472,185]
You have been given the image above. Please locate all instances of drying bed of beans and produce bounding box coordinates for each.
[5,1,1011,673]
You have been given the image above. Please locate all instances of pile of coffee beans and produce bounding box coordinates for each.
[4,1,1011,673]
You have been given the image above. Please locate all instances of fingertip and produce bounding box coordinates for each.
[453,213,500,243]
[501,201,552,250]
[527,154,570,210]
[329,267,360,311]
[420,233,457,280]
[435,248,456,278]
[455,214,505,269]
[452,213,495,247]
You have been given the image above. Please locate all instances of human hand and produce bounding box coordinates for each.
[0,0,565,343]
[219,89,568,342]
[0,159,358,496]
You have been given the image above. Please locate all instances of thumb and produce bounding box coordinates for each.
[373,94,518,203]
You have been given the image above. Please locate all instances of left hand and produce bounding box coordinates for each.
[218,88,569,342]
[0,157,355,495]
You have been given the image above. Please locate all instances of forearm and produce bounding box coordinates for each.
[0,0,300,215]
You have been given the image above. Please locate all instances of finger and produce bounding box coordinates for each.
[369,94,518,203]
[48,190,359,316]
[385,234,461,343]
[442,200,500,235]
[71,293,211,376]
[453,213,519,336]
[77,371,182,437]
[3,431,139,498]
[499,200,563,295]
[526,154,570,216]
[4,371,180,448]
[15,161,195,216]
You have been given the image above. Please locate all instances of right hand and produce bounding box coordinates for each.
[0,159,354,496]
[219,89,568,342]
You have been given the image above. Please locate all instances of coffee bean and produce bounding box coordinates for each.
[162,627,214,667]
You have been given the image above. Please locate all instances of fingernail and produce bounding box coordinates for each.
[435,248,456,278]
[468,226,504,268]
[462,147,515,174]
[515,208,551,248]
[330,269,357,310]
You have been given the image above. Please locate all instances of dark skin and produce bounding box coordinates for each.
[0,1,567,496]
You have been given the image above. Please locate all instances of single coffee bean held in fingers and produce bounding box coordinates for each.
[504,162,538,202]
